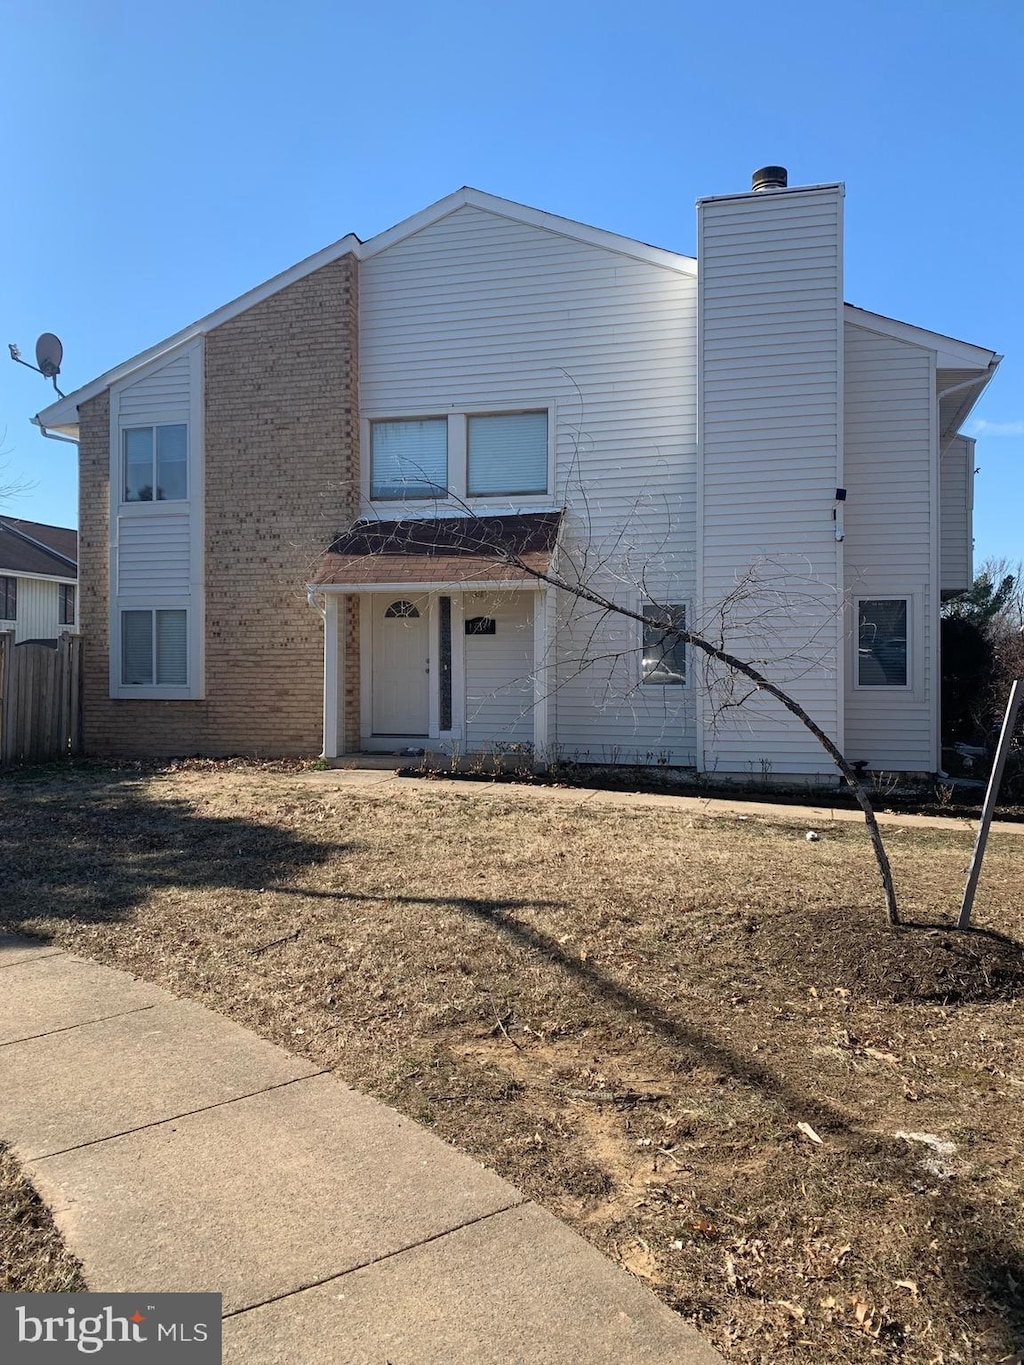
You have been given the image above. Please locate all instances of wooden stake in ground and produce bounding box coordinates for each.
[959,678,1023,929]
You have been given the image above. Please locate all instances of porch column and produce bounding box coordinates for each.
[532,587,551,762]
[322,594,342,759]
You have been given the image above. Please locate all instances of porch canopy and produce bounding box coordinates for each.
[311,512,563,759]
[312,511,563,588]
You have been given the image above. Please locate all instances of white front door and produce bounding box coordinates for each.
[372,596,429,735]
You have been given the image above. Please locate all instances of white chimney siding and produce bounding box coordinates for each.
[696,182,845,777]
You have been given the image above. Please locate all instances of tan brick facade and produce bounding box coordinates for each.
[78,255,360,757]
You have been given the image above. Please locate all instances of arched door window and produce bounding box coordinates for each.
[384,600,421,619]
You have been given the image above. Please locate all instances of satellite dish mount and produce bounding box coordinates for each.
[8,332,66,398]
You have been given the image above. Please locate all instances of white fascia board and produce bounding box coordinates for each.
[35,232,363,432]
[312,579,543,594]
[696,181,844,205]
[844,305,1000,369]
[360,187,698,275]
[0,569,77,584]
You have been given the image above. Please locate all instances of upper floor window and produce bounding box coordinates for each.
[371,419,447,500]
[642,604,687,686]
[59,583,76,626]
[124,423,188,502]
[467,411,548,496]
[857,598,909,687]
[0,575,16,621]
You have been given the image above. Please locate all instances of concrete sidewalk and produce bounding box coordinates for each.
[0,934,723,1364]
[299,765,1024,836]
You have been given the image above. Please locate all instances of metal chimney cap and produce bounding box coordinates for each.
[751,165,788,192]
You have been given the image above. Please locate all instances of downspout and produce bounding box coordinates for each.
[34,422,79,447]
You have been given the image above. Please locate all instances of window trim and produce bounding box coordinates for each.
[362,401,556,510]
[369,416,449,502]
[58,582,76,627]
[0,574,17,622]
[853,595,912,691]
[640,602,689,688]
[466,409,550,498]
[120,611,192,693]
[121,422,189,505]
[108,339,205,701]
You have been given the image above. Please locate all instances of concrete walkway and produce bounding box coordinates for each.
[0,933,723,1364]
[299,765,1024,836]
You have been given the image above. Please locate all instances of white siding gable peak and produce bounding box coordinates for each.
[36,188,697,439]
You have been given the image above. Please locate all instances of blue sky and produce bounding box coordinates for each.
[3,0,1021,567]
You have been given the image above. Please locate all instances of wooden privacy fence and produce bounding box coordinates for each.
[0,632,83,765]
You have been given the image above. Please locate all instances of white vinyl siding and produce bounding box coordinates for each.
[116,351,192,421]
[0,576,75,642]
[117,515,191,595]
[843,322,935,769]
[361,204,698,765]
[464,591,535,746]
[940,435,973,596]
[109,341,204,699]
[698,185,844,776]
[467,412,548,495]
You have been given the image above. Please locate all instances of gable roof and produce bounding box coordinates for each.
[34,189,698,438]
[0,517,78,578]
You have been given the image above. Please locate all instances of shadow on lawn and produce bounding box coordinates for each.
[0,769,338,932]
[458,898,1024,1353]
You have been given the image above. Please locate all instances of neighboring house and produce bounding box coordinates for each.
[33,167,999,775]
[0,517,78,643]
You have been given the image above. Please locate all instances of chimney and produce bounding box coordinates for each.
[751,165,788,192]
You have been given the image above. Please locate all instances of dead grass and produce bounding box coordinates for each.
[0,1141,86,1292]
[1,765,1023,1361]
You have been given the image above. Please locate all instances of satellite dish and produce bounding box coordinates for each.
[35,333,63,379]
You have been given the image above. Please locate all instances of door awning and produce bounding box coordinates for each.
[312,511,563,587]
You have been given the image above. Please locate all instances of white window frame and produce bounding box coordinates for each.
[640,601,689,688]
[121,422,189,505]
[466,409,550,498]
[361,401,556,512]
[112,601,194,699]
[853,595,912,691]
[368,416,449,502]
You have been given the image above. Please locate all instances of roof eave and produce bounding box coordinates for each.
[844,304,998,369]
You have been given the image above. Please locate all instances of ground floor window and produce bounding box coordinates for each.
[121,608,188,686]
[0,575,16,621]
[642,604,687,685]
[857,598,909,687]
[59,583,76,626]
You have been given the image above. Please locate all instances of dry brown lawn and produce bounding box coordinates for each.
[1,762,1023,1362]
[0,1141,86,1293]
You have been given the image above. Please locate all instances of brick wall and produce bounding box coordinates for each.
[79,254,360,757]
